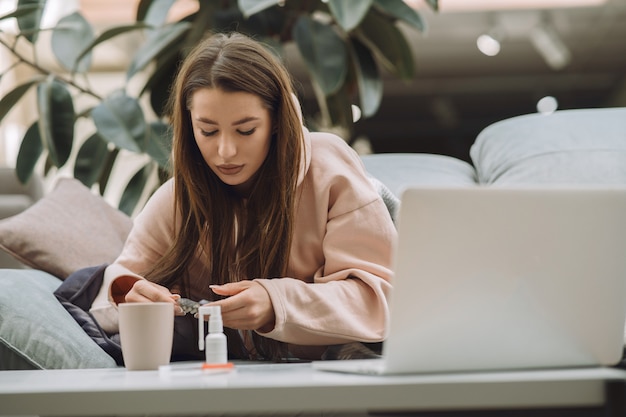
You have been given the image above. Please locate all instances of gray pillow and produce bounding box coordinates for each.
[361,153,477,197]
[470,107,626,185]
[0,268,117,369]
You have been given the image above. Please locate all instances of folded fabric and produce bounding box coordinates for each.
[54,264,124,365]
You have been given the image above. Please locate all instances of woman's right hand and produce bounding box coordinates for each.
[124,279,184,315]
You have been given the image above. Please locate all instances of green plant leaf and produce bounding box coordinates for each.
[326,84,354,135]
[238,0,280,18]
[0,77,43,125]
[293,15,348,96]
[143,53,179,117]
[72,23,151,74]
[426,0,439,11]
[350,38,382,118]
[127,21,191,79]
[146,121,171,169]
[0,3,40,21]
[36,77,75,167]
[328,0,372,32]
[51,12,95,73]
[150,65,178,117]
[15,121,43,183]
[373,0,426,32]
[136,0,153,21]
[181,1,217,47]
[74,133,109,187]
[92,90,147,153]
[358,10,415,80]
[237,7,288,38]
[119,164,153,216]
[16,0,45,43]
[137,0,176,27]
[98,148,120,196]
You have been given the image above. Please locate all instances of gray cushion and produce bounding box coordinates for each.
[471,107,626,185]
[0,268,117,369]
[0,169,44,269]
[361,153,477,197]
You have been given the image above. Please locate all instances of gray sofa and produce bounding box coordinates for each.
[0,167,44,269]
[0,107,625,370]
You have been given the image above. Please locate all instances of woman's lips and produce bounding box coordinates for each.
[217,164,244,175]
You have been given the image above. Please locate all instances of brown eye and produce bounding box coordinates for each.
[238,128,255,136]
[201,129,218,137]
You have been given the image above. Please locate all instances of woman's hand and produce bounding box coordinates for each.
[209,281,275,332]
[124,279,184,315]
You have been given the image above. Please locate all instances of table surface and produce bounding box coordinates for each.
[1,363,626,416]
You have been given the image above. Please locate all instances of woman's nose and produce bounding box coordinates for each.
[217,135,236,159]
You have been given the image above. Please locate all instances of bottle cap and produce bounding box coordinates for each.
[198,305,223,351]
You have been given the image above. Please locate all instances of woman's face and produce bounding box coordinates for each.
[189,88,273,195]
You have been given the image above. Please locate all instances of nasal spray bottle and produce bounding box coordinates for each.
[198,306,232,370]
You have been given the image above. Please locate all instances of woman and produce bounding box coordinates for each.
[95,32,396,361]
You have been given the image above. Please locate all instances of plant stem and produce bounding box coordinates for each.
[0,36,102,101]
[98,147,119,195]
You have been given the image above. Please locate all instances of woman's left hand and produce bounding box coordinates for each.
[209,281,275,332]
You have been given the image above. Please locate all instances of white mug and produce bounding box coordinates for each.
[118,302,174,370]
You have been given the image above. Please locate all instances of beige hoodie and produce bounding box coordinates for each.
[93,129,396,355]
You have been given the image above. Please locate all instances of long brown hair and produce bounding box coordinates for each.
[145,32,304,360]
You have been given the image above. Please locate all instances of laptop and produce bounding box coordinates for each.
[313,186,626,375]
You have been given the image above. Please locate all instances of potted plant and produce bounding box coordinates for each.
[0,0,437,214]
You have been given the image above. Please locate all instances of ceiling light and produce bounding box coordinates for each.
[537,96,559,114]
[530,24,571,70]
[351,105,362,123]
[477,33,501,56]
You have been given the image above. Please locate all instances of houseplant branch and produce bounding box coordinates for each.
[0,35,102,101]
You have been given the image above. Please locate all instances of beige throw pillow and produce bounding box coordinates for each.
[0,177,132,279]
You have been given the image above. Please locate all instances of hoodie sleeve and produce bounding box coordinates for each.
[255,133,397,346]
[100,180,177,306]
[113,179,177,276]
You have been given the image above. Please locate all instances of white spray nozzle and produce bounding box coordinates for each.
[198,305,223,351]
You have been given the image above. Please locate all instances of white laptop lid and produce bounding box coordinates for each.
[379,186,626,374]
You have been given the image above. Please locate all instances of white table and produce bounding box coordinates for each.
[1,363,625,416]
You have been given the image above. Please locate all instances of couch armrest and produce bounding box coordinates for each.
[0,167,44,268]
[0,167,44,204]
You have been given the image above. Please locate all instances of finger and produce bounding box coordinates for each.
[210,281,252,296]
[134,280,174,301]
[170,294,185,316]
[209,284,275,330]
[209,292,247,314]
[124,280,183,314]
